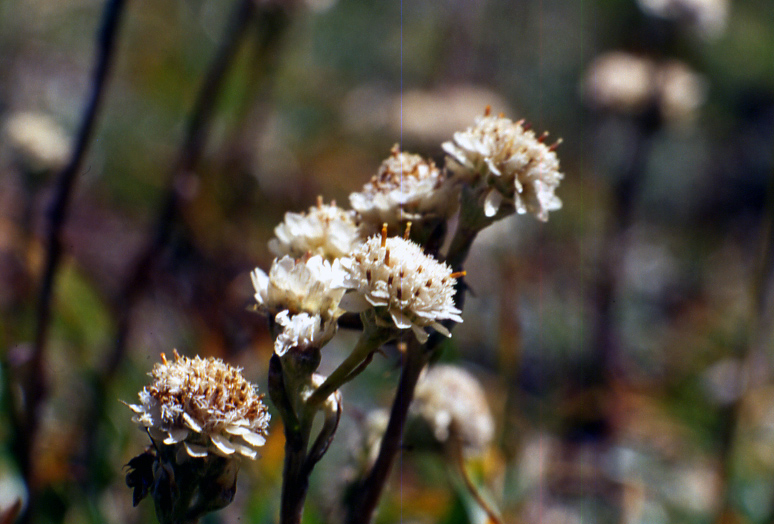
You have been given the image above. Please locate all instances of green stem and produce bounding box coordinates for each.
[306,322,393,409]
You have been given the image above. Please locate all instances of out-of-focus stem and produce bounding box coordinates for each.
[17,1,127,522]
[448,436,502,524]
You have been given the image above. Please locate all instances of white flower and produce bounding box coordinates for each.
[443,111,563,221]
[637,0,729,38]
[339,231,462,343]
[273,310,334,356]
[350,145,459,235]
[269,197,362,261]
[127,351,270,459]
[251,254,346,324]
[3,112,70,172]
[410,364,494,455]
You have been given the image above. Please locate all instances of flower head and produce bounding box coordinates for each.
[350,145,459,236]
[409,364,494,455]
[251,254,346,323]
[274,310,334,357]
[443,109,563,221]
[269,197,361,261]
[339,228,462,343]
[127,351,270,459]
[4,112,70,172]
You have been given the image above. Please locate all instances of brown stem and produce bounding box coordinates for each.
[448,437,502,524]
[17,1,127,522]
[346,344,428,524]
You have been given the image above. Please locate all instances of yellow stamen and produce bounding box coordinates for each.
[404,221,412,240]
[316,195,323,208]
[450,271,466,279]
[381,223,388,247]
[484,105,491,116]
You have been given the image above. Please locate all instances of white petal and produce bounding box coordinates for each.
[182,412,203,433]
[430,322,451,337]
[184,442,209,458]
[240,431,267,447]
[390,309,413,330]
[483,189,503,217]
[164,427,189,444]
[235,443,258,459]
[210,434,236,455]
[411,324,429,343]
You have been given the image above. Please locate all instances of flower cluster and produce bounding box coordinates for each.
[350,145,458,236]
[443,110,563,221]
[339,230,463,343]
[128,351,270,459]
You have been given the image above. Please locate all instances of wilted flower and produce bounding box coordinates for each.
[251,254,346,323]
[350,145,458,236]
[127,351,270,459]
[269,197,361,261]
[409,364,494,455]
[339,229,462,343]
[443,110,563,221]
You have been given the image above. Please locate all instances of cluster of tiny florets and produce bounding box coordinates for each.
[443,111,563,221]
[269,197,361,261]
[128,351,270,459]
[251,254,345,322]
[350,145,459,236]
[410,364,494,455]
[339,232,462,343]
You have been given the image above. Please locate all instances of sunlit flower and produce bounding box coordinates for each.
[251,254,346,323]
[443,110,563,221]
[350,145,459,235]
[274,310,334,356]
[269,197,361,261]
[339,229,462,343]
[127,351,270,459]
[409,364,494,455]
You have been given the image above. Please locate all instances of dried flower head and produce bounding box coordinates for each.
[127,351,270,459]
[251,254,346,324]
[443,109,563,221]
[339,228,463,343]
[350,145,459,235]
[410,364,494,455]
[269,197,362,261]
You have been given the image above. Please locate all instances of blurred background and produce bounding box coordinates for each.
[1,0,774,522]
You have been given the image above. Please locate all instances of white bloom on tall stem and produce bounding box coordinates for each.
[251,254,346,324]
[443,108,563,221]
[339,226,463,343]
[350,145,459,235]
[269,197,362,261]
[127,350,270,459]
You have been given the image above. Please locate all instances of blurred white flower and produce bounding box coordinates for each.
[274,310,334,356]
[638,0,729,38]
[583,52,707,125]
[410,364,494,455]
[127,351,270,459]
[269,197,361,261]
[251,254,346,324]
[350,145,459,236]
[339,231,462,343]
[3,112,70,172]
[443,111,563,221]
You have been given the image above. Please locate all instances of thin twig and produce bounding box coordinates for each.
[448,436,503,524]
[18,1,127,522]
